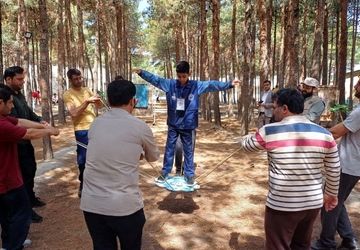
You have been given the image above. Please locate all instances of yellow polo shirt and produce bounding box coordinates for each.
[63,87,97,131]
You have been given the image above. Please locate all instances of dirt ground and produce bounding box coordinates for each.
[17,111,360,250]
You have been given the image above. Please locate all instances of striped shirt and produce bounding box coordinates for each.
[242,115,340,212]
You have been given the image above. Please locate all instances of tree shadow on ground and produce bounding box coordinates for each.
[229,232,264,250]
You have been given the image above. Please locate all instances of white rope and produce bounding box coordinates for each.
[196,146,242,183]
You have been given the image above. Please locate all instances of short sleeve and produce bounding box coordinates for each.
[0,117,27,142]
[343,107,360,133]
[63,91,73,105]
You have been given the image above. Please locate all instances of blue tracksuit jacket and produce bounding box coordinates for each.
[139,70,233,130]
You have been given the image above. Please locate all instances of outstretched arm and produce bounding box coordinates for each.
[133,68,171,92]
[17,118,60,140]
[22,126,60,140]
[18,118,47,129]
[197,78,240,95]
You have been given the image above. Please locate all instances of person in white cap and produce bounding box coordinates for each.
[301,77,325,124]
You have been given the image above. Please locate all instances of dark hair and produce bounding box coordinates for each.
[107,80,136,106]
[4,66,24,79]
[176,61,190,74]
[114,75,124,80]
[273,88,304,114]
[0,84,13,102]
[67,68,81,79]
[263,79,271,85]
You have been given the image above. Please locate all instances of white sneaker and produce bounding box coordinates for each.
[23,239,32,248]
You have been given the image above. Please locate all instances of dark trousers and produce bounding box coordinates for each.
[318,172,359,248]
[265,206,320,250]
[17,143,37,201]
[83,209,146,250]
[174,130,196,174]
[163,127,196,178]
[0,186,31,250]
[74,130,88,190]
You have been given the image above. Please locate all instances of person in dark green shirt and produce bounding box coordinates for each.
[4,66,46,223]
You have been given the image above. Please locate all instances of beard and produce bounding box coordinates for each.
[302,91,313,99]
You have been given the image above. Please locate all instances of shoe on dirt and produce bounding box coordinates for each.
[185,176,195,185]
[155,175,168,183]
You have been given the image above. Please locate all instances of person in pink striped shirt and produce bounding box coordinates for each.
[241,88,340,250]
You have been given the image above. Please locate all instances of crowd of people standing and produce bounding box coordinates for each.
[1,62,360,250]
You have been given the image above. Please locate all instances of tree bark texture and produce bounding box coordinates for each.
[38,0,54,160]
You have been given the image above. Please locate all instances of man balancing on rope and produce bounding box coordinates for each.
[133,61,240,185]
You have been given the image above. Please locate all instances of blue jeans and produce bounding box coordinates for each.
[163,127,195,178]
[0,186,31,250]
[318,172,360,247]
[74,130,89,189]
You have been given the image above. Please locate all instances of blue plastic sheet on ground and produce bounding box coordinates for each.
[155,176,200,192]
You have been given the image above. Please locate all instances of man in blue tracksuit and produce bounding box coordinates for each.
[134,61,239,185]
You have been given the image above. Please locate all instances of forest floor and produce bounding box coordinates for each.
[16,107,360,249]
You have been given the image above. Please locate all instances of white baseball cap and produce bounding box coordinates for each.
[303,77,319,88]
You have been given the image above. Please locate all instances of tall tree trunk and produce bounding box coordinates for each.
[48,32,54,125]
[38,0,54,160]
[328,18,335,84]
[337,0,347,105]
[65,0,75,67]
[334,7,340,86]
[97,0,110,84]
[77,0,85,72]
[257,0,272,84]
[17,0,31,104]
[57,0,66,125]
[272,7,277,83]
[310,0,325,80]
[96,6,103,87]
[210,0,221,126]
[283,0,300,87]
[300,5,308,80]
[31,34,37,91]
[277,2,287,88]
[229,0,237,116]
[349,0,358,109]
[199,0,209,120]
[250,16,256,119]
[0,1,3,82]
[122,8,128,80]
[174,16,181,63]
[240,0,253,134]
[114,0,123,76]
[322,3,329,85]
[16,0,26,66]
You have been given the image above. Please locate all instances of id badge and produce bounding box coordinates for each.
[176,98,185,111]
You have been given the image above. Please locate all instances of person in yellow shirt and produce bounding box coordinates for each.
[63,69,101,197]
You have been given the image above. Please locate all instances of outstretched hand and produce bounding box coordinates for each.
[231,79,241,87]
[323,193,338,212]
[132,68,141,74]
[49,127,60,136]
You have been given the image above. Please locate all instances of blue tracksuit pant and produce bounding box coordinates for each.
[162,126,195,178]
